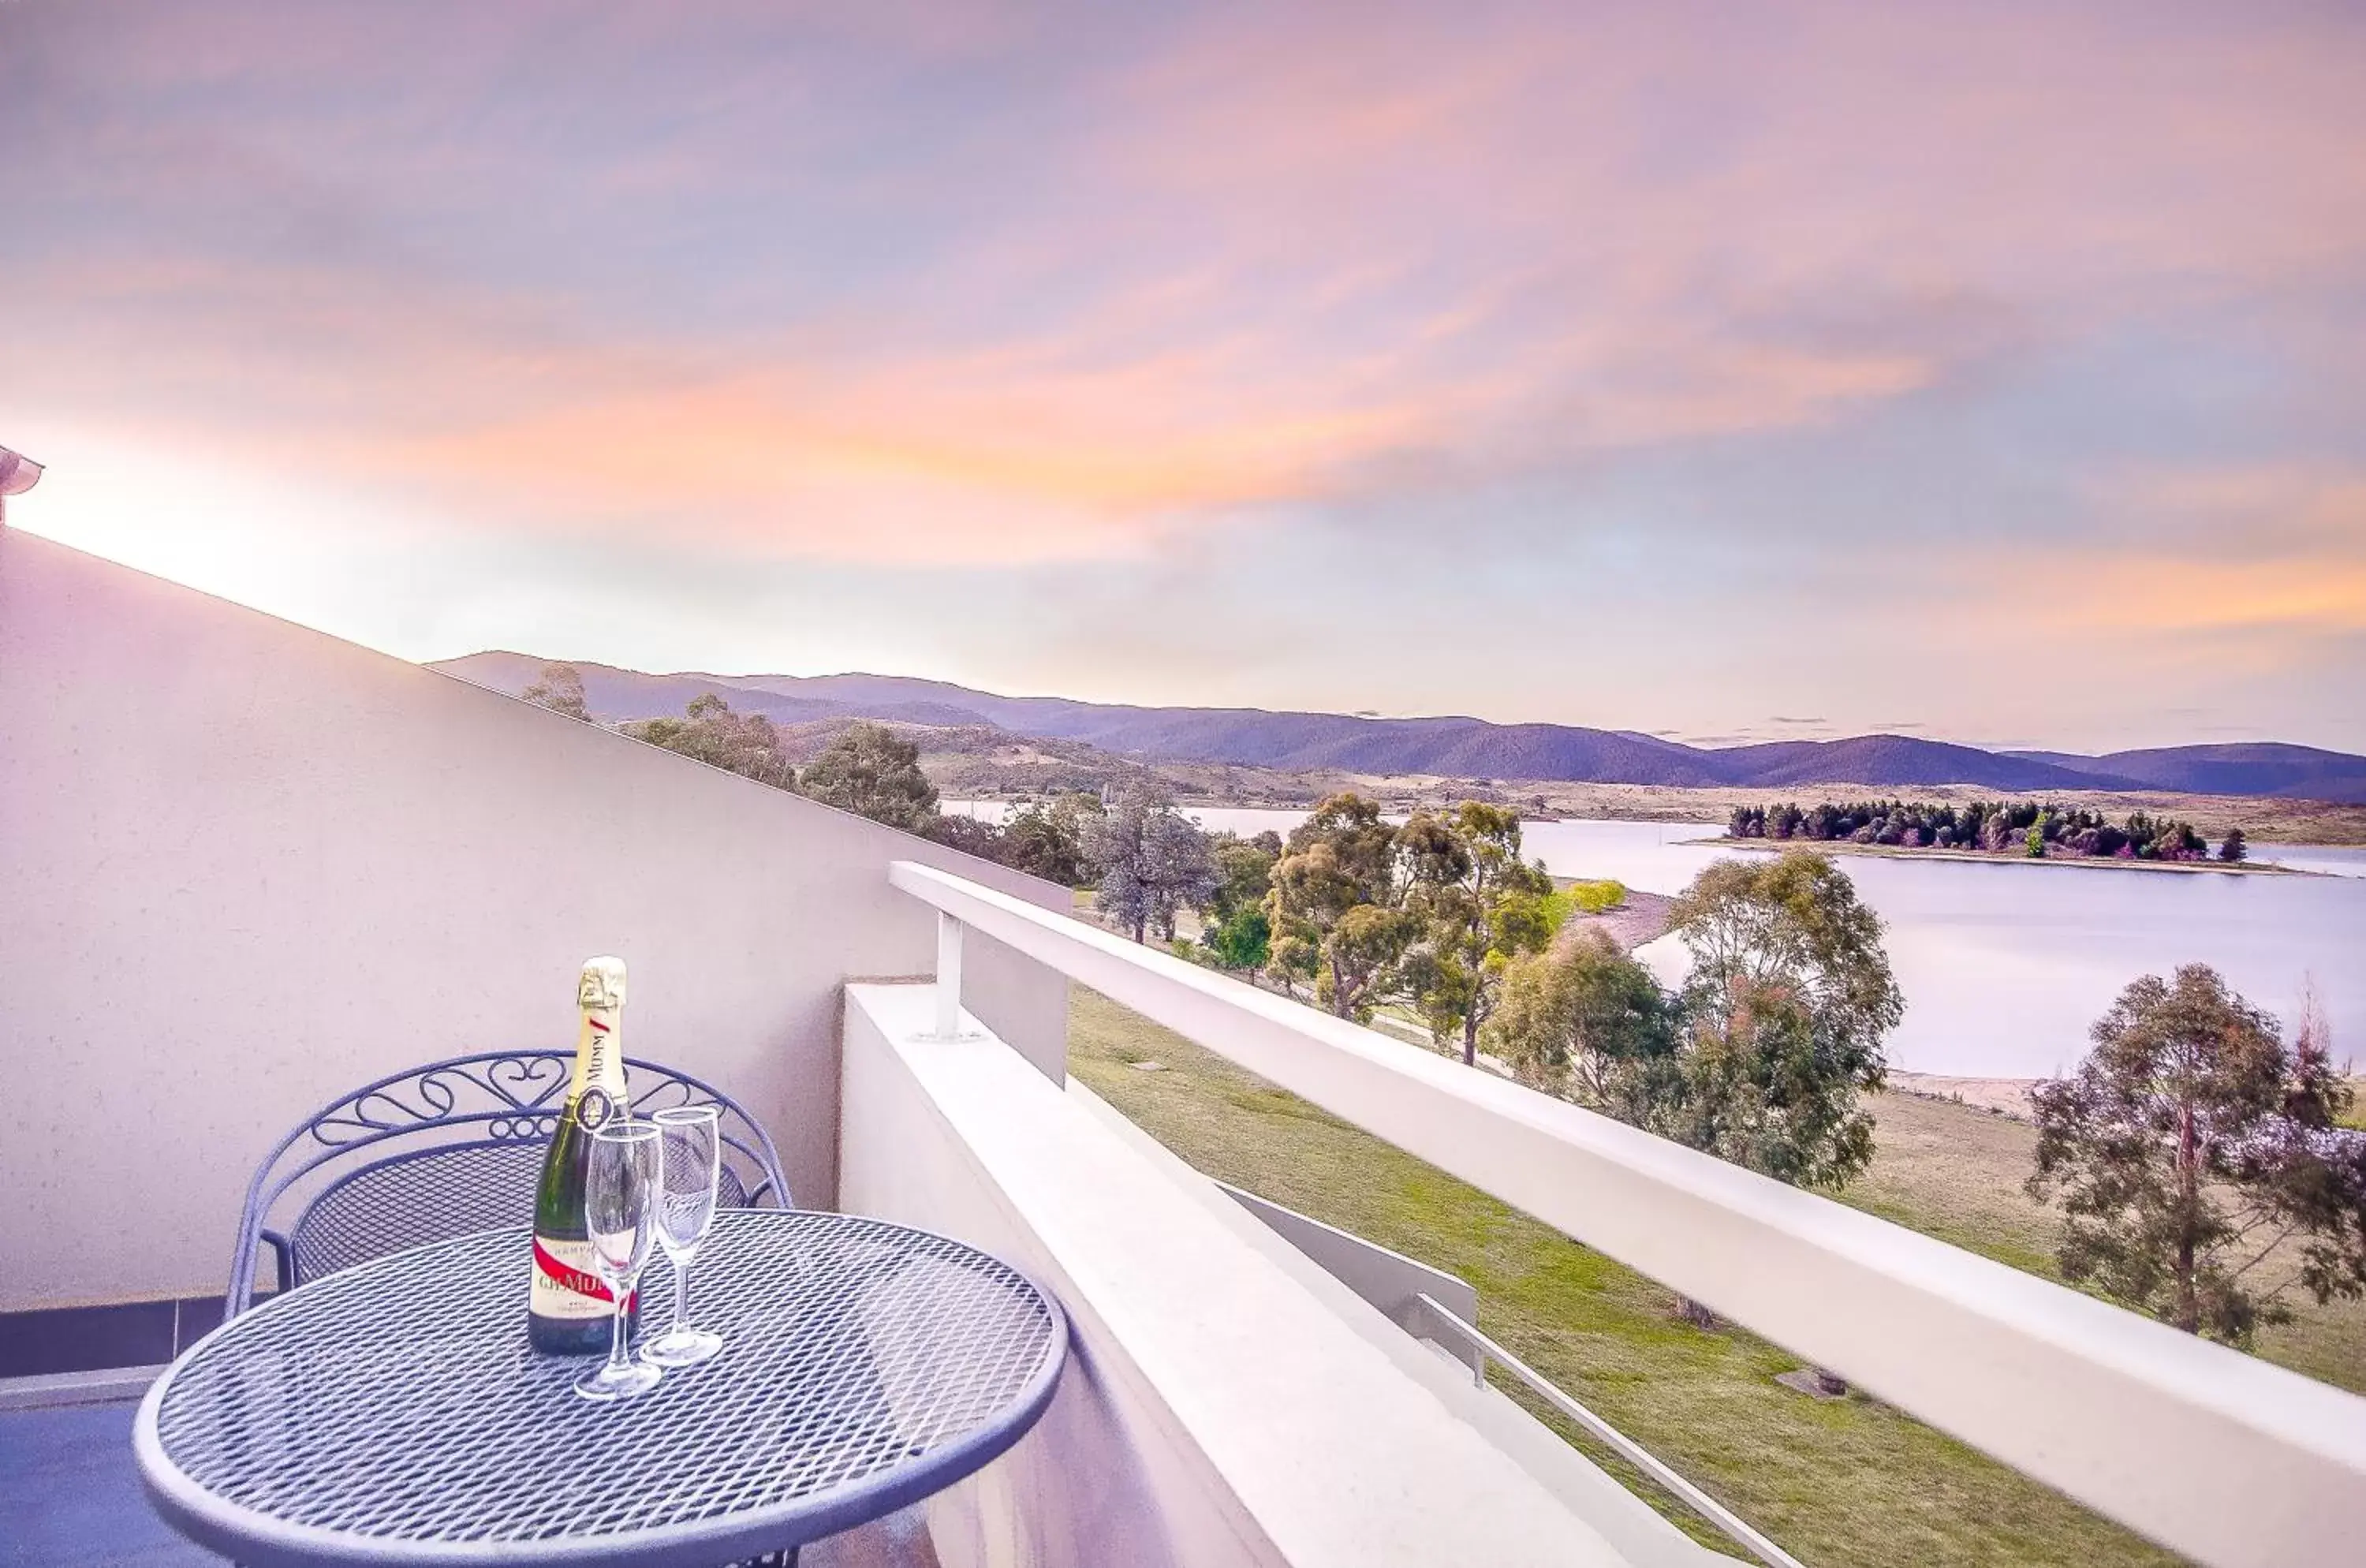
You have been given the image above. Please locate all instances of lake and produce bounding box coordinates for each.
[950,801,2366,1079]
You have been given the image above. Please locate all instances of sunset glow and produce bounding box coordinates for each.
[4,1,2361,748]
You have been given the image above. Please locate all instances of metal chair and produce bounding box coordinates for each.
[227,1051,790,1319]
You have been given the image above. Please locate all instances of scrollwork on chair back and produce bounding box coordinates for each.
[308,1054,574,1147]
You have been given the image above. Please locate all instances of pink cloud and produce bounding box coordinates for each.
[8,0,2365,573]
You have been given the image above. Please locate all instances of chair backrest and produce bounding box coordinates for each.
[227,1051,790,1318]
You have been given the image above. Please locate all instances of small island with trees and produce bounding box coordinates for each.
[1721,797,2274,871]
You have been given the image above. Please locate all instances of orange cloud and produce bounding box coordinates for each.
[379,315,1947,563]
[2067,559,2366,636]
[10,0,2366,581]
[380,345,1432,562]
[1941,467,2366,644]
[2111,467,2366,544]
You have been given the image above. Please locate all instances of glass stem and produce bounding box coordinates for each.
[672,1259,692,1333]
[606,1288,631,1373]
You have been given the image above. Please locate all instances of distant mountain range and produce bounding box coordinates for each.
[429,651,2366,805]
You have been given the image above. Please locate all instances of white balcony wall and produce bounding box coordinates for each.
[0,530,1069,1312]
[840,983,1649,1568]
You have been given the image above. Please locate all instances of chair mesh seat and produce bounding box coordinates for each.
[293,1141,757,1288]
[293,1140,547,1286]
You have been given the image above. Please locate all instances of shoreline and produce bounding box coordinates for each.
[1684,834,2310,875]
[944,785,2366,849]
[1887,1072,2039,1119]
[1554,888,1674,954]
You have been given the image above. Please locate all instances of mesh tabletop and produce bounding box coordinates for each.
[136,1212,1066,1568]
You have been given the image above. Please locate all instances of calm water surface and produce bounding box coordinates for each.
[950,802,2366,1078]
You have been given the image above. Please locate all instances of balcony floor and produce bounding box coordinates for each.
[2,1401,216,1566]
[0,1400,936,1568]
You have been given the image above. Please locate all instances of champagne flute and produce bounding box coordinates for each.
[576,1121,664,1402]
[643,1105,725,1368]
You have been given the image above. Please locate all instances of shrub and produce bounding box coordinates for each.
[1569,879,1626,914]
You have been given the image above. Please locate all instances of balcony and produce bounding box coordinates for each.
[4,526,2364,1568]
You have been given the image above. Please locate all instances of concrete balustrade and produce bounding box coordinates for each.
[889,857,2366,1568]
[839,982,1706,1568]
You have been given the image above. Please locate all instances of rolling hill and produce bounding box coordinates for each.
[2003,744,2366,805]
[428,651,2366,803]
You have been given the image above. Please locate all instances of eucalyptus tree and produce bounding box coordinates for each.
[1001,793,1103,886]
[1195,831,1282,974]
[1660,850,1902,1191]
[1486,930,1679,1115]
[1266,793,1416,1019]
[625,692,799,793]
[521,662,590,721]
[2028,968,2366,1343]
[1084,787,1218,943]
[799,720,939,831]
[1399,803,1557,1065]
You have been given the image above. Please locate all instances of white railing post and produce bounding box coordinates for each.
[932,909,966,1042]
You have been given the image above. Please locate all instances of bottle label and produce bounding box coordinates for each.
[572,1010,629,1118]
[530,1237,632,1319]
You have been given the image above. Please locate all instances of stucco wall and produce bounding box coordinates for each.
[0,529,1068,1312]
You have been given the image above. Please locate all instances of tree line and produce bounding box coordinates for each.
[1069,791,1907,1261]
[1069,786,2366,1352]
[1729,797,2241,863]
[523,664,1091,874]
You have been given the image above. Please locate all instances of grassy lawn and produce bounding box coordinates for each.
[1843,1092,2366,1398]
[1068,986,2193,1568]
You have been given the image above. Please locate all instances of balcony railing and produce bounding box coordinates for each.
[889,858,2366,1568]
[1409,1292,1805,1568]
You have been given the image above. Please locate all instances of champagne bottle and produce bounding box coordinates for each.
[528,956,636,1353]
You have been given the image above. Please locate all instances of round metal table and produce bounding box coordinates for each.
[135,1211,1068,1568]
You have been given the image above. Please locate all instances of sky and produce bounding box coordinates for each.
[3,1,2363,753]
